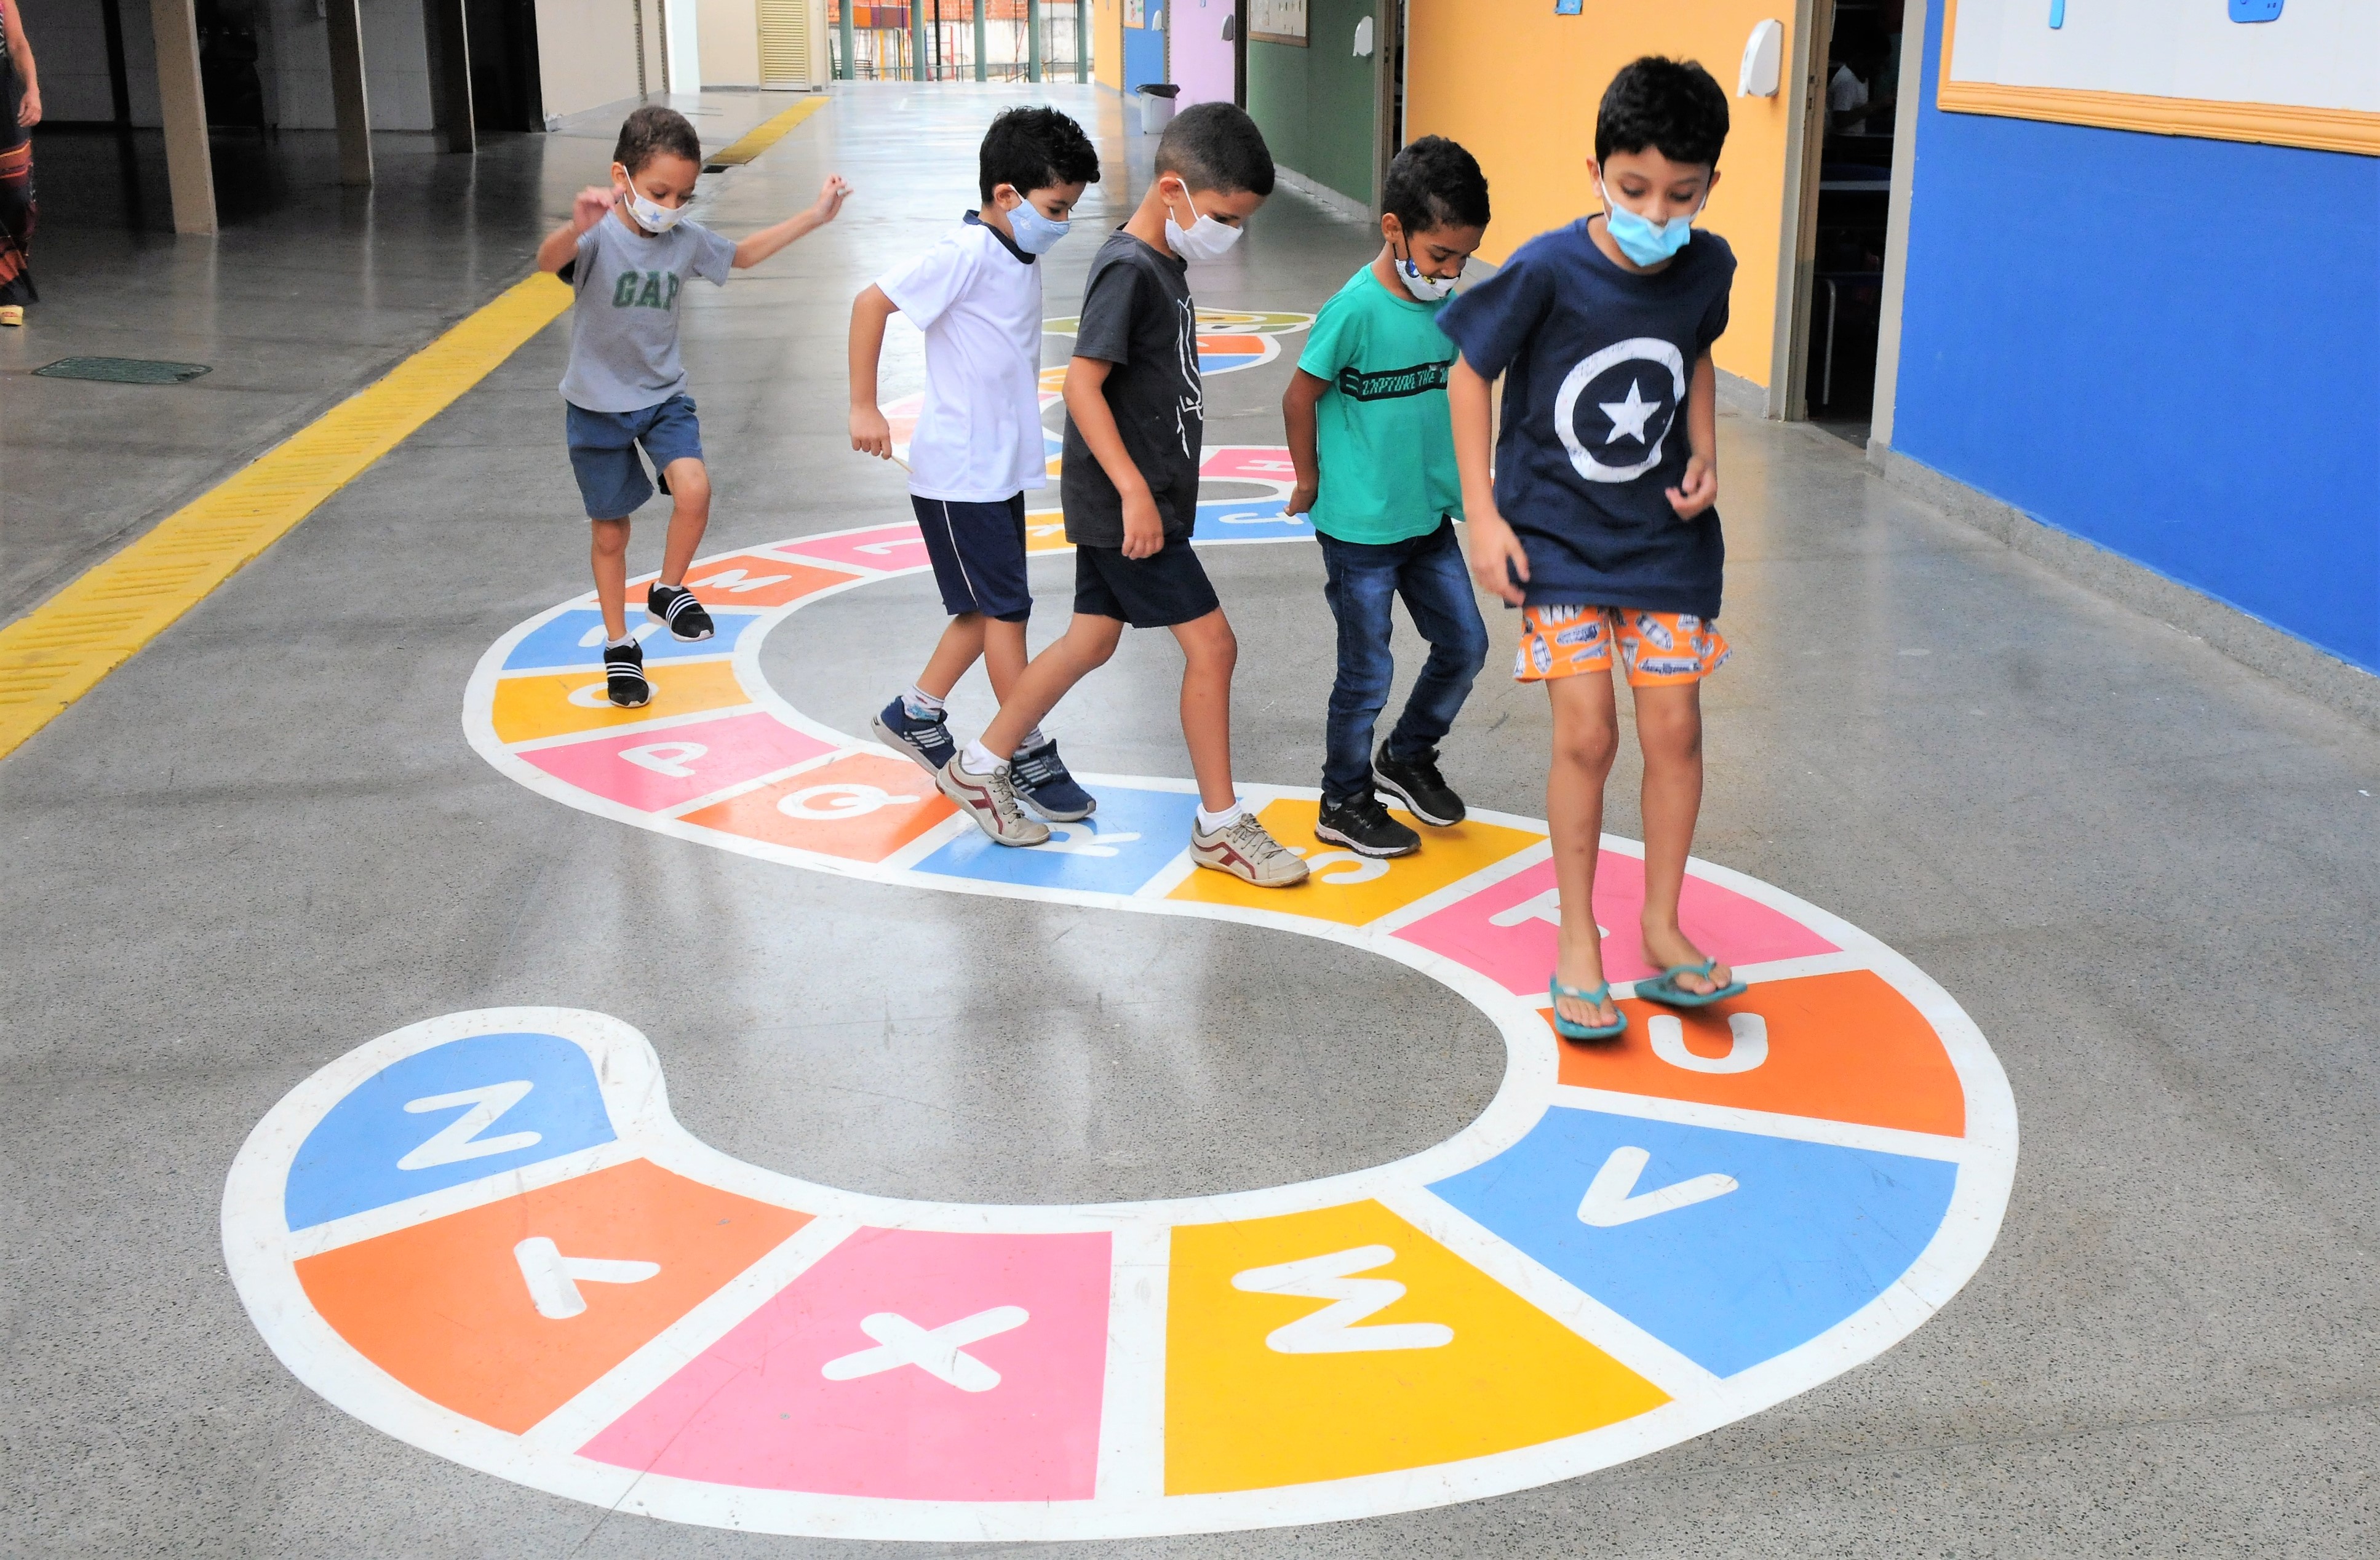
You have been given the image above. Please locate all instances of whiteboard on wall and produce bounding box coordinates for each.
[1249,0,1307,47]
[1940,0,2380,154]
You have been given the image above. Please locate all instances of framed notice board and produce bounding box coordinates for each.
[1249,0,1308,46]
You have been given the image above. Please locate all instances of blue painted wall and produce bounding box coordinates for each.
[1124,6,1169,95]
[1891,2,2380,674]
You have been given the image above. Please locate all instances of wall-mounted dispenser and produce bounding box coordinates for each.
[1740,19,1784,97]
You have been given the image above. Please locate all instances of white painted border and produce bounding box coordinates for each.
[225,490,2015,1541]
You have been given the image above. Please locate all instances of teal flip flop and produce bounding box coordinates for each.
[1634,958,1748,1009]
[1550,977,1627,1041]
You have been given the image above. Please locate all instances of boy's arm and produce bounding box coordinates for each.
[1281,370,1327,518]
[537,187,615,274]
[1665,352,1719,519]
[1451,354,1527,605]
[848,284,898,459]
[1065,357,1164,560]
[732,175,851,269]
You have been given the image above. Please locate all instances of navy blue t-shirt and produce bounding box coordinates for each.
[1437,221,1735,617]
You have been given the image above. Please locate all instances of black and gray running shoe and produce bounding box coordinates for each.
[603,639,651,708]
[645,581,716,642]
[1315,794,1420,858]
[1372,744,1465,827]
[1009,738,1096,821]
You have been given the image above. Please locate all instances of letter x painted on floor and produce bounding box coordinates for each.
[819,1306,1030,1393]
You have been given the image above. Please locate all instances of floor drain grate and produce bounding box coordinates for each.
[33,356,213,385]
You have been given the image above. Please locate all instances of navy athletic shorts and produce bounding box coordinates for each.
[912,492,1032,623]
[1072,533,1219,629]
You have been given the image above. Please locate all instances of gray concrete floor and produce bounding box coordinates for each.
[5,84,2378,1558]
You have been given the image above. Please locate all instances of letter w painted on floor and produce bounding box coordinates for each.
[1232,1245,1454,1354]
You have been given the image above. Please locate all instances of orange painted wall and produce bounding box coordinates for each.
[1094,0,1124,90]
[1404,1,1799,390]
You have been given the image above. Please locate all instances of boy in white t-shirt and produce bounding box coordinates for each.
[849,106,1101,822]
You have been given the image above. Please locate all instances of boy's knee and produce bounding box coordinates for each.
[666,461,711,509]
[589,519,631,557]
[1179,612,1237,667]
[1450,621,1491,674]
[1635,693,1705,760]
[1068,617,1123,668]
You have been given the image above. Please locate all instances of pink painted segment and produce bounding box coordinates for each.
[775,523,931,573]
[579,1228,1113,1502]
[1200,445,1299,484]
[1395,853,1839,995]
[519,713,833,813]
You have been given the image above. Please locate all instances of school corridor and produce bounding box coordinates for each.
[2,77,2376,1558]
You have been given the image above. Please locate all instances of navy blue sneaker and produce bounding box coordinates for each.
[1009,738,1096,822]
[872,696,957,774]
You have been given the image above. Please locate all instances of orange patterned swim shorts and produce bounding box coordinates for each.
[1514,605,1733,686]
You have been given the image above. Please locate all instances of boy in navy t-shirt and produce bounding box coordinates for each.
[1439,57,1746,1040]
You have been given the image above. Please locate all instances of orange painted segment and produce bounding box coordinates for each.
[489,660,749,744]
[1553,969,1967,1137]
[679,750,957,861]
[294,1158,808,1434]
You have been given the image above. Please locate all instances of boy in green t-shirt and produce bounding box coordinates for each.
[1283,137,1492,857]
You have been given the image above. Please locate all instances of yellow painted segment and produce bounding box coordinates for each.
[1168,798,1542,925]
[0,273,573,760]
[704,97,829,166]
[1164,1201,1667,1494]
[489,661,750,745]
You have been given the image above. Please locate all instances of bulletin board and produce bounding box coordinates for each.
[1249,0,1308,46]
[1939,0,2380,155]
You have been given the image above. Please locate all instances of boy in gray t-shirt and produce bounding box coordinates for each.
[535,105,848,707]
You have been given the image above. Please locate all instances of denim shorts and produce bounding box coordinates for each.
[565,393,703,519]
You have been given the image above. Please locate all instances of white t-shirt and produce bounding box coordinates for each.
[1829,63,1869,117]
[874,215,1048,503]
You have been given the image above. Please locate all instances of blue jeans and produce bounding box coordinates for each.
[1318,519,1490,804]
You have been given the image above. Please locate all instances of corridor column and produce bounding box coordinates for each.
[1025,0,1040,81]
[325,0,374,185]
[148,0,217,233]
[423,0,477,154]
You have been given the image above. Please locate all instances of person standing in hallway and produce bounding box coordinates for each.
[537,105,849,708]
[1441,57,1745,1040]
[938,103,1310,888]
[852,106,1102,824]
[0,0,41,327]
[1282,134,1493,861]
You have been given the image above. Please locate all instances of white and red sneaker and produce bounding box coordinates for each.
[1190,811,1309,887]
[936,753,1051,847]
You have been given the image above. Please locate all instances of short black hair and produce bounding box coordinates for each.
[1155,101,1275,198]
[979,105,1101,202]
[613,105,702,176]
[1595,57,1730,170]
[1383,135,1490,238]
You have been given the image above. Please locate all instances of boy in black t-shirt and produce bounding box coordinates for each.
[938,103,1308,888]
[1440,57,1745,1040]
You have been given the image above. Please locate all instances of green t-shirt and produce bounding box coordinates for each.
[1297,265,1465,545]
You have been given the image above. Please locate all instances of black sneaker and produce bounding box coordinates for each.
[603,639,651,708]
[645,581,715,642]
[1315,794,1420,858]
[1372,745,1465,827]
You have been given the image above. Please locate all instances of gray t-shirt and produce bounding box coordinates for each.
[1060,231,1201,547]
[557,212,738,413]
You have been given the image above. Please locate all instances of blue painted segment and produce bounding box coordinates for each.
[1429,1107,1957,1377]
[1194,495,1311,544]
[503,609,762,672]
[913,784,1198,894]
[1199,351,1265,373]
[2229,0,2282,20]
[2048,0,2064,27]
[1895,1,2379,674]
[284,1033,618,1230]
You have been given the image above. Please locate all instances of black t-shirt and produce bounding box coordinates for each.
[1061,230,1202,547]
[1436,221,1735,617]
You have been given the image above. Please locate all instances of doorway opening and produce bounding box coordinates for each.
[1791,0,1905,444]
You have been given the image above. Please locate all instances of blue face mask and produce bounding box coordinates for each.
[1004,197,1071,256]
[1601,181,1700,267]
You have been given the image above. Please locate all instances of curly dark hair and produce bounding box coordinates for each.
[1155,101,1275,197]
[1595,56,1731,169]
[1383,135,1490,238]
[612,104,703,176]
[979,105,1102,202]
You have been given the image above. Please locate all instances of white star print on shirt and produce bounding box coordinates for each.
[1599,379,1663,445]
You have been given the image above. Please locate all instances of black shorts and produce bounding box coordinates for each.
[912,493,1032,622]
[1072,534,1220,629]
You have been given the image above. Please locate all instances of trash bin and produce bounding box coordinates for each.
[1137,84,1180,135]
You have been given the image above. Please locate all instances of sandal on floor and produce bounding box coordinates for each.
[1634,958,1747,1009]
[1550,977,1627,1041]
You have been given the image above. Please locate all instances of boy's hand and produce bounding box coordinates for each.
[1285,480,1317,519]
[811,176,853,224]
[1120,490,1165,560]
[571,186,616,233]
[1467,511,1530,606]
[1666,454,1717,520]
[850,405,893,460]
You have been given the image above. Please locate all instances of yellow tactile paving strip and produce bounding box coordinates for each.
[704,97,829,166]
[0,273,574,759]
